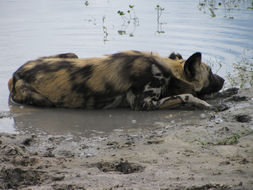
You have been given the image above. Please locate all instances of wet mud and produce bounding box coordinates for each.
[94,159,145,174]
[0,88,253,189]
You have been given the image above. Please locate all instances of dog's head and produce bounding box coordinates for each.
[183,52,224,96]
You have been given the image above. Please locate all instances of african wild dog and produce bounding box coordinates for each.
[8,51,224,110]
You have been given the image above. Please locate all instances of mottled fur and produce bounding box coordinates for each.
[8,50,224,110]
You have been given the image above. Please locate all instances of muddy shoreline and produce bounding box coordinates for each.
[0,88,253,190]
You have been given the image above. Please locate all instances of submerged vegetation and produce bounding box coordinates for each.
[216,134,241,145]
[155,5,166,34]
[198,0,253,18]
[102,16,108,42]
[117,5,139,37]
[117,5,138,24]
[226,54,253,88]
[84,0,89,7]
[81,0,252,83]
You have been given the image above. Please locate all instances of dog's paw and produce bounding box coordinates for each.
[213,104,230,112]
[221,88,239,97]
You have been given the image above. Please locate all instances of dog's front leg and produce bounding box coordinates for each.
[158,94,214,110]
[127,91,214,110]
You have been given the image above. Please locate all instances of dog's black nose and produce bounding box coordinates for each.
[213,74,225,91]
[214,74,225,85]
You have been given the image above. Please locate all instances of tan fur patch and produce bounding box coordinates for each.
[8,77,13,92]
[31,69,72,103]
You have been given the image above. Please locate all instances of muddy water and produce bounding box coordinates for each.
[2,103,206,136]
[0,0,252,135]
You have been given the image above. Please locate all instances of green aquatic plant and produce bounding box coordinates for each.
[102,16,109,43]
[216,134,241,145]
[156,5,165,34]
[206,58,222,74]
[194,138,207,146]
[198,0,217,17]
[198,0,253,19]
[117,5,139,37]
[117,5,138,24]
[129,5,134,9]
[84,0,89,7]
[249,0,253,9]
[117,10,125,16]
[209,7,216,17]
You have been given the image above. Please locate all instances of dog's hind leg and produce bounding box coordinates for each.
[11,79,54,107]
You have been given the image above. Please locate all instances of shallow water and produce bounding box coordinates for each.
[6,105,205,136]
[0,0,252,135]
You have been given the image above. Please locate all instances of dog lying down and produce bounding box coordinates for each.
[8,50,225,110]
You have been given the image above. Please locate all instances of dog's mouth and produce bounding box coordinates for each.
[197,73,225,96]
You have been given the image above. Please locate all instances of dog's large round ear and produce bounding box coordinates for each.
[184,52,202,79]
[169,52,183,60]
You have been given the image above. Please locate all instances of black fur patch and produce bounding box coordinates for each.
[104,82,116,94]
[54,95,67,107]
[143,90,156,97]
[162,77,195,98]
[70,65,94,95]
[155,73,162,77]
[109,53,147,87]
[40,53,78,59]
[92,94,119,109]
[108,52,171,93]
[56,53,78,59]
[16,60,74,83]
[169,53,183,60]
[70,65,93,81]
[71,83,90,94]
[149,78,162,88]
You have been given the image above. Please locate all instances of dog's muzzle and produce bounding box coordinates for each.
[197,73,225,96]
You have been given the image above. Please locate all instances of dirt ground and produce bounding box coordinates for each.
[0,88,253,190]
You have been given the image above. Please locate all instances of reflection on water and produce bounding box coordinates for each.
[0,117,16,134]
[156,5,166,34]
[9,104,204,136]
[0,0,252,135]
